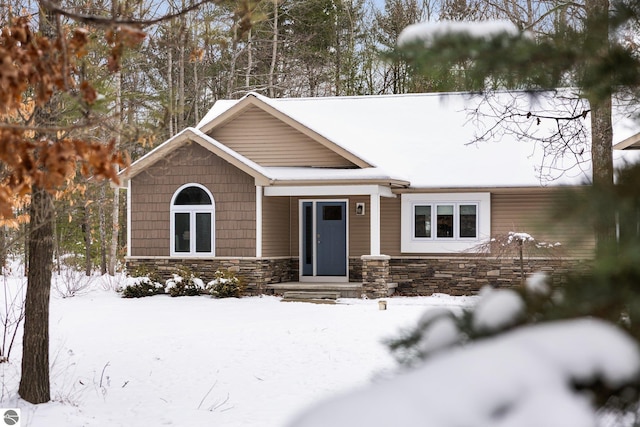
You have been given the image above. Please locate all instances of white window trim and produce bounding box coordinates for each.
[401,193,490,253]
[170,183,215,257]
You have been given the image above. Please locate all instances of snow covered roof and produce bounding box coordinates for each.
[197,91,640,188]
[120,128,407,187]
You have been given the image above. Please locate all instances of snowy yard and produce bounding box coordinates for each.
[0,271,475,427]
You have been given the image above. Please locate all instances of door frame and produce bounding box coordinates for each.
[298,199,349,283]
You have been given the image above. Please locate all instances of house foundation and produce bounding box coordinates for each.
[125,257,294,295]
[125,256,587,297]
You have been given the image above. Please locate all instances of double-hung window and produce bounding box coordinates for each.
[170,184,215,256]
[402,193,490,253]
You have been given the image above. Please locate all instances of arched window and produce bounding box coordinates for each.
[170,184,215,256]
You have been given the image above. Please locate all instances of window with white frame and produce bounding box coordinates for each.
[413,203,479,240]
[401,193,490,253]
[170,184,215,256]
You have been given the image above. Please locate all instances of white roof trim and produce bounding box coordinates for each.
[613,132,640,150]
[264,185,396,198]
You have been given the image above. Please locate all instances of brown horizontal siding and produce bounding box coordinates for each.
[130,142,256,257]
[262,196,292,257]
[210,105,357,167]
[381,197,402,256]
[491,189,594,258]
[348,195,370,256]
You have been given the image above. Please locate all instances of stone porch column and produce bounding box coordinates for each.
[361,255,392,299]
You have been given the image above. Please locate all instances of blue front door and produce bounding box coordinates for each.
[302,201,347,277]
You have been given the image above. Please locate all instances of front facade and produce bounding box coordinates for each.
[122,92,617,297]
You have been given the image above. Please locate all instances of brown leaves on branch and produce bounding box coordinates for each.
[0,17,132,219]
[105,26,146,72]
[0,17,91,113]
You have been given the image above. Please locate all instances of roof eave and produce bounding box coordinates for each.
[268,178,410,188]
[613,132,640,150]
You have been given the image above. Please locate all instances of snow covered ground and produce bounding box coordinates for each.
[2,268,638,427]
[0,269,475,427]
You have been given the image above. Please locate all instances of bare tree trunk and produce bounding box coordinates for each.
[227,25,239,97]
[178,20,185,130]
[193,52,200,124]
[53,212,60,275]
[0,163,5,270]
[19,0,58,403]
[0,226,6,271]
[586,0,615,257]
[108,70,122,276]
[83,203,92,276]
[99,184,107,275]
[246,28,252,89]
[19,187,53,404]
[23,221,28,276]
[268,0,278,97]
[168,48,174,136]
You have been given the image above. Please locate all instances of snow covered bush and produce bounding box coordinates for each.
[292,274,640,427]
[166,266,204,297]
[121,276,165,298]
[121,265,165,298]
[288,317,640,427]
[206,269,244,298]
[387,285,535,367]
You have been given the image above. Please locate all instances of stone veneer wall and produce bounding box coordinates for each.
[126,256,588,297]
[348,257,363,282]
[126,257,294,295]
[390,257,589,296]
[361,255,392,299]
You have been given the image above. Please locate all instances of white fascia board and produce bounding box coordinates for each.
[264,185,395,198]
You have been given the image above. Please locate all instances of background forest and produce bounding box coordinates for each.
[0,0,624,275]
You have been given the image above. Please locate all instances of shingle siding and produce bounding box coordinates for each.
[130,142,256,257]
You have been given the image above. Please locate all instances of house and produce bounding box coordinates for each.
[120,91,639,297]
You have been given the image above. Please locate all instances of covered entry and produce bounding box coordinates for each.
[301,201,347,280]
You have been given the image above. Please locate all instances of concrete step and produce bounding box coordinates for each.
[283,291,341,300]
[267,283,363,299]
[281,291,343,304]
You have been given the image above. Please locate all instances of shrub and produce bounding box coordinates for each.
[207,270,243,298]
[121,265,165,298]
[53,267,94,298]
[121,277,165,298]
[166,266,204,297]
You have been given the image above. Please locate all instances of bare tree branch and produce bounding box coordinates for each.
[38,0,222,28]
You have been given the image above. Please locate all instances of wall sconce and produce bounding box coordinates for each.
[355,202,365,216]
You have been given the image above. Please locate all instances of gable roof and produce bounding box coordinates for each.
[197,91,640,188]
[198,93,373,169]
[119,127,408,188]
[121,128,273,185]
